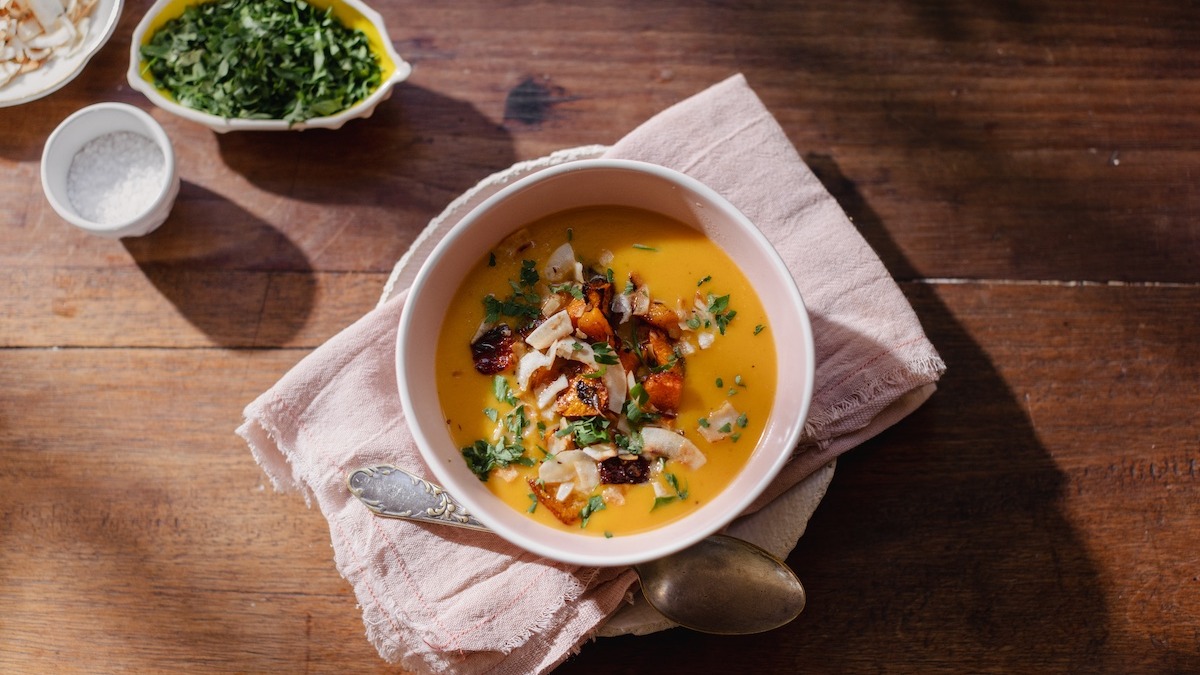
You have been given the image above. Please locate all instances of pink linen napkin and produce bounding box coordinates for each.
[238,73,945,674]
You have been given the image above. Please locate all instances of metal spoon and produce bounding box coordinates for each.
[346,465,806,634]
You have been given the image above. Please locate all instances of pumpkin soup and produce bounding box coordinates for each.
[435,205,776,536]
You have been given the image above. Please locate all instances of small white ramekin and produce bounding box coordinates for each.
[40,102,180,238]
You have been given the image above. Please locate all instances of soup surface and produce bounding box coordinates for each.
[435,206,776,537]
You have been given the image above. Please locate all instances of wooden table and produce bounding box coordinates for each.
[3,1,1197,672]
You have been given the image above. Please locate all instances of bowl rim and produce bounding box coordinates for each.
[126,0,412,132]
[396,158,815,567]
[39,101,179,236]
[0,0,125,108]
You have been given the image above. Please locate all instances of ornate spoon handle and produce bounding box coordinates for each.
[346,465,490,532]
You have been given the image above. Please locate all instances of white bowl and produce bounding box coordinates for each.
[126,0,411,132]
[0,0,124,107]
[40,102,180,238]
[397,159,815,567]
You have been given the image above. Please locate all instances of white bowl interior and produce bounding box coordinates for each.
[398,159,814,566]
[40,102,179,238]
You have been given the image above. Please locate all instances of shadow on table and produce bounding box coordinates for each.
[559,156,1113,673]
[122,182,317,346]
[120,86,517,347]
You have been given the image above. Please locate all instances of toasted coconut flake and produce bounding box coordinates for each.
[535,374,569,410]
[641,426,707,469]
[544,242,575,282]
[525,310,572,350]
[697,400,741,442]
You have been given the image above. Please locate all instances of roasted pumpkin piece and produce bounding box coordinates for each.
[575,306,613,342]
[555,372,610,417]
[643,300,682,337]
[528,478,586,526]
[470,324,515,375]
[641,327,679,370]
[642,369,684,415]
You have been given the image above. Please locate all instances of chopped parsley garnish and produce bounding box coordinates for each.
[462,439,532,481]
[482,292,540,324]
[556,416,611,445]
[697,418,710,428]
[623,383,657,424]
[591,342,619,365]
[632,243,658,251]
[651,472,690,510]
[527,493,539,513]
[580,495,606,528]
[519,259,540,287]
[707,294,737,335]
[697,275,712,286]
[483,407,499,422]
[718,422,733,434]
[623,279,637,295]
[615,430,644,455]
[550,282,584,299]
[140,0,382,123]
[493,376,518,406]
[754,324,765,335]
[715,377,724,388]
[736,413,749,428]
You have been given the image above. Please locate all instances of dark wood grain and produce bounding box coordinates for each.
[1,0,1197,672]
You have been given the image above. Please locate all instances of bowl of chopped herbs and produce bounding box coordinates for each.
[127,0,410,131]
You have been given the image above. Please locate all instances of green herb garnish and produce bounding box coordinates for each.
[707,294,737,335]
[580,495,606,528]
[140,0,382,123]
[461,439,532,481]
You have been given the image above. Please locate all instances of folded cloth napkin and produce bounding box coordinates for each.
[239,73,945,675]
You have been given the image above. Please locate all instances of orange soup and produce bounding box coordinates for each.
[436,206,776,537]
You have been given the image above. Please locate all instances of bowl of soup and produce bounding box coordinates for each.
[398,159,814,567]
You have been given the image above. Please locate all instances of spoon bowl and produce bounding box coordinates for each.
[347,465,807,635]
[635,533,806,634]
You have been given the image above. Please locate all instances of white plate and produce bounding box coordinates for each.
[0,0,124,107]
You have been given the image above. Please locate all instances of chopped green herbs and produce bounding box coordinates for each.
[580,495,606,528]
[697,275,712,286]
[651,472,689,510]
[754,323,765,335]
[519,259,540,287]
[591,342,619,365]
[462,439,532,481]
[526,493,539,513]
[556,416,612,446]
[550,282,584,299]
[483,407,499,422]
[140,0,382,123]
[736,413,749,428]
[493,376,518,406]
[623,383,657,424]
[715,377,724,388]
[706,294,737,335]
[632,243,658,251]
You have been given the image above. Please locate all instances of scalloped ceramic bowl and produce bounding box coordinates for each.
[0,0,124,107]
[126,0,410,132]
[397,159,815,567]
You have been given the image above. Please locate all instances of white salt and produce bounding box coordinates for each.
[66,131,166,225]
